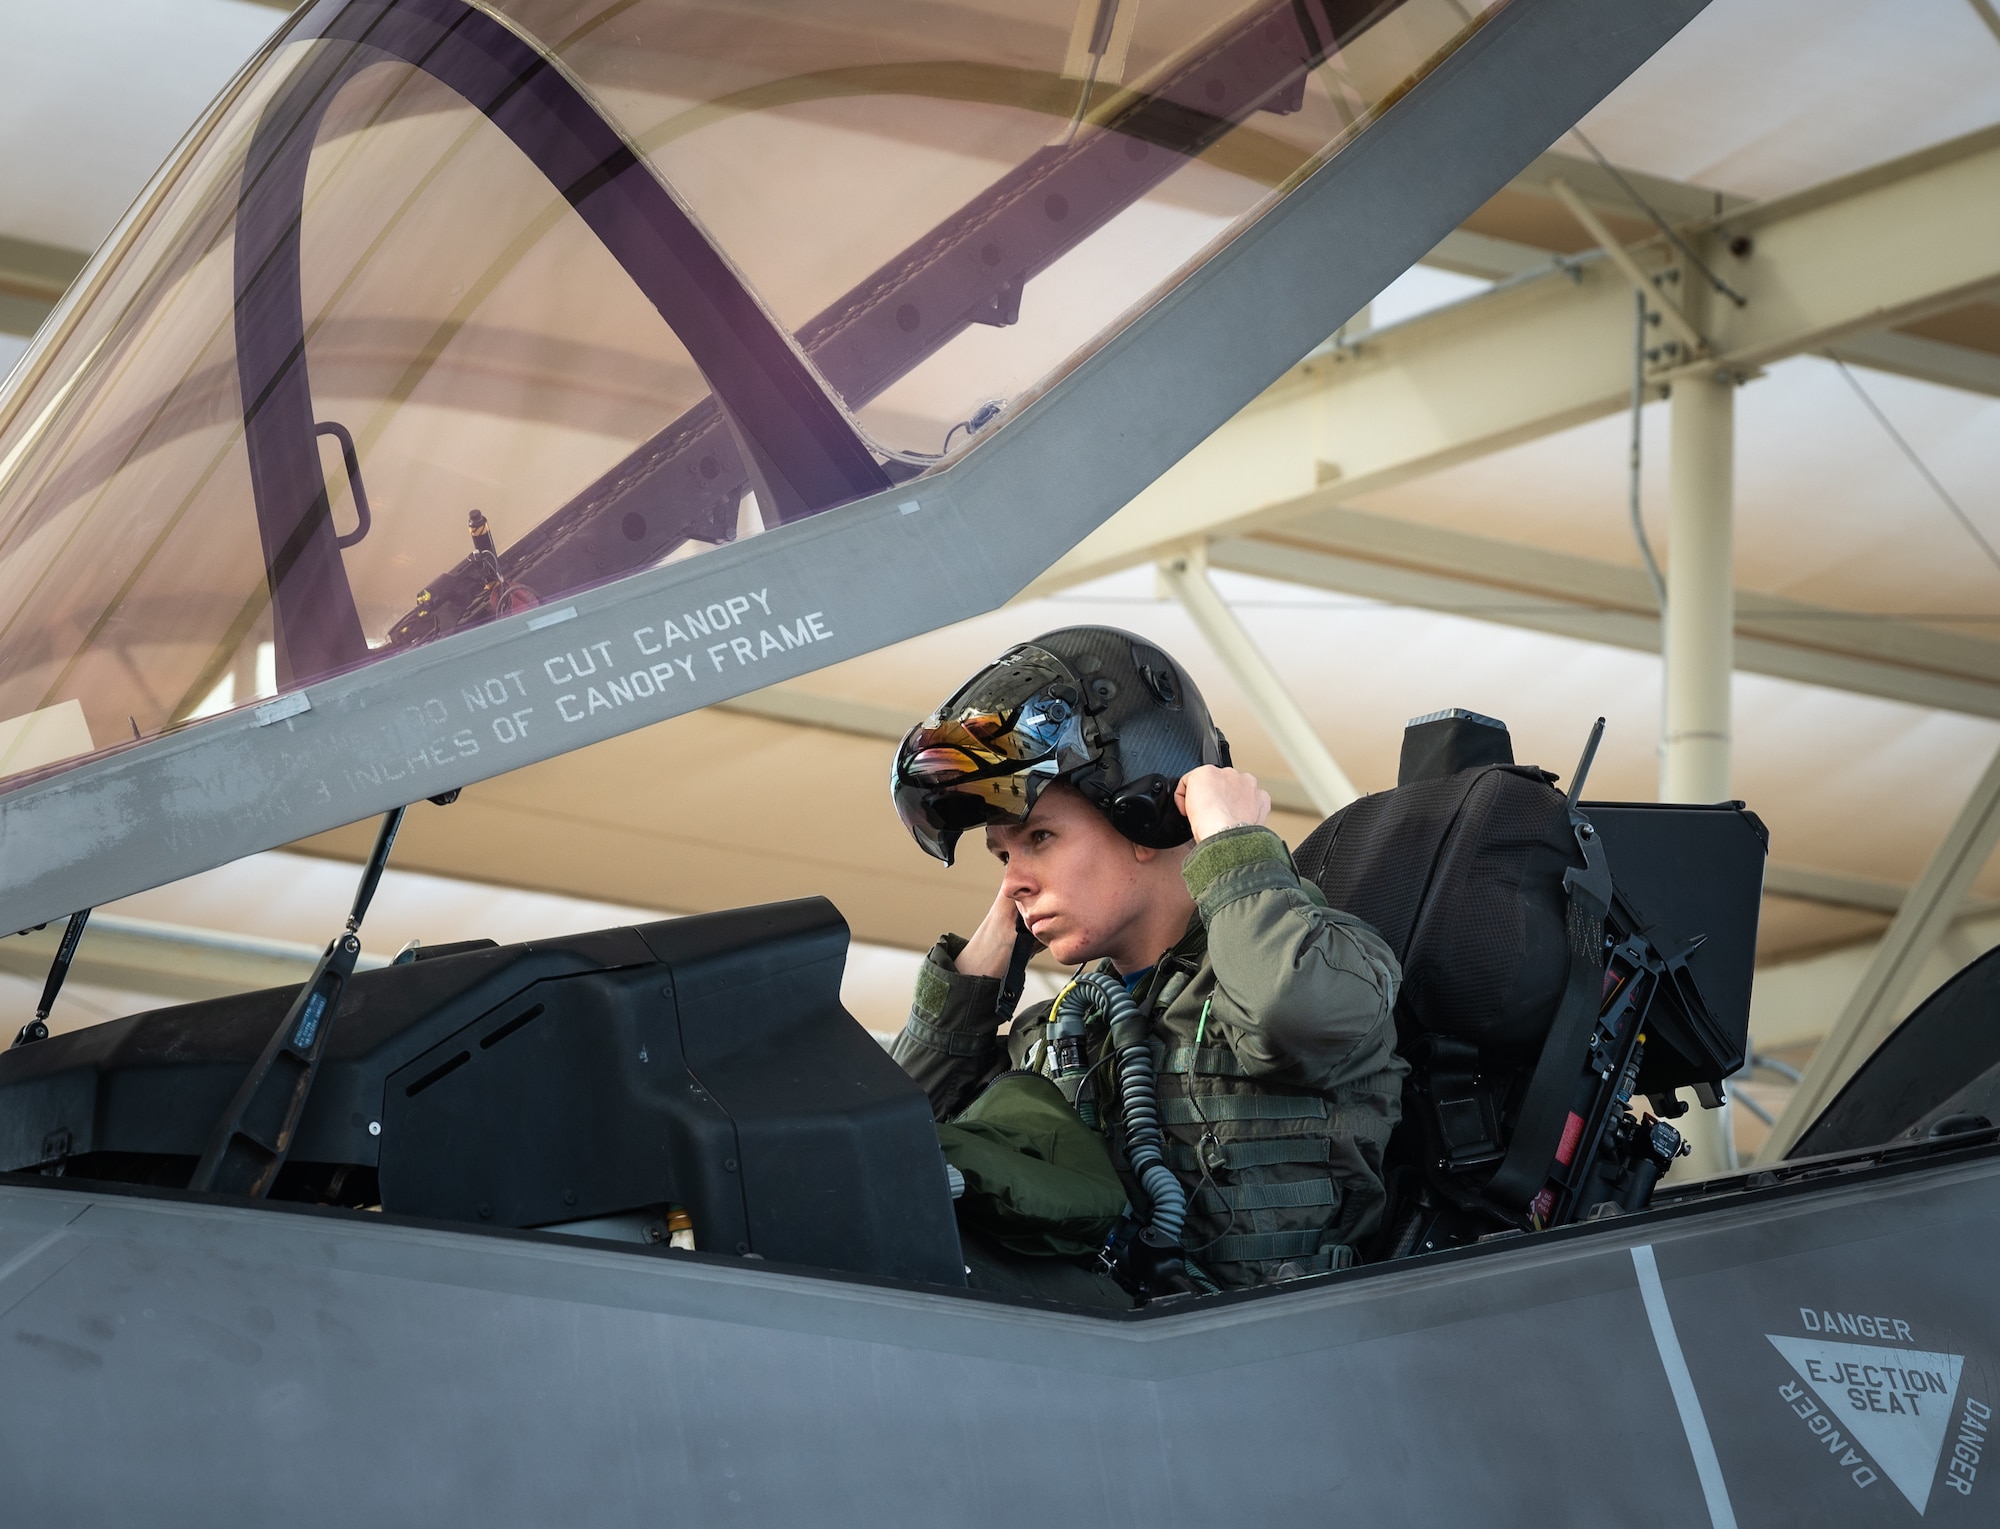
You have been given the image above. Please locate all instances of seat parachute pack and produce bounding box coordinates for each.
[1292,709,1765,1255]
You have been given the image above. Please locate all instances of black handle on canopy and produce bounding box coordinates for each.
[316,422,373,550]
[237,0,891,686]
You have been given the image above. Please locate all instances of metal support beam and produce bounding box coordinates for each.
[0,913,387,1004]
[1157,549,1358,816]
[1030,126,2000,592]
[1828,324,2000,401]
[714,686,913,742]
[1421,228,1553,282]
[1548,177,1705,352]
[1764,862,2000,921]
[1759,742,2000,1162]
[1662,372,1736,803]
[1512,148,1751,228]
[1202,510,2000,720]
[0,236,86,340]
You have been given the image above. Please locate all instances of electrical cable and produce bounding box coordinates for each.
[1830,357,2000,581]
[937,401,1008,459]
[1052,0,1120,148]
[1624,288,1670,764]
[1569,129,1746,308]
[1053,47,1109,148]
[1628,290,1667,613]
[1748,1051,1802,1084]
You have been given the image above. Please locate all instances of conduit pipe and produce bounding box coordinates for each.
[1760,742,2000,1162]
[1158,547,1359,816]
[1661,371,1736,807]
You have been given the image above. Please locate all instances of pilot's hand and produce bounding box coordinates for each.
[954,883,1023,979]
[1177,765,1272,842]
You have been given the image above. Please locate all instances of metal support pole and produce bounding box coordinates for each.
[1661,372,1735,805]
[1758,741,2000,1162]
[1158,548,1359,816]
[1549,170,1737,1173]
[1660,370,1737,1175]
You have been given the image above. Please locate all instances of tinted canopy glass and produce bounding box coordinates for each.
[0,0,1503,786]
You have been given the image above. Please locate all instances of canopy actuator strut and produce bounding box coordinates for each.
[11,909,91,1048]
[189,791,455,1198]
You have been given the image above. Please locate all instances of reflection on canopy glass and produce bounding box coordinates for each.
[0,0,1503,785]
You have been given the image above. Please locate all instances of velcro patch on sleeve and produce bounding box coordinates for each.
[1183,825,1291,903]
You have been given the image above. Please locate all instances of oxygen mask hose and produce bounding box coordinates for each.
[1049,979,1097,1127]
[1053,972,1188,1244]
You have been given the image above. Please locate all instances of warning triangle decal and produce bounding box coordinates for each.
[1767,1334,1964,1515]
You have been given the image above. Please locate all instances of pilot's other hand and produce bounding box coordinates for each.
[953,883,1022,979]
[1177,765,1272,842]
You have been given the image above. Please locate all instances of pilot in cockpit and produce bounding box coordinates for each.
[888,627,1407,1301]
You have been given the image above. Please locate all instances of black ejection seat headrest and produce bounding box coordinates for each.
[1397,708,1514,786]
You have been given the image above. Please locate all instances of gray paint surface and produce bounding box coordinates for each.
[0,0,1714,935]
[2,1153,1996,1525]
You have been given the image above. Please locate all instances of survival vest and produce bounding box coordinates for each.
[1010,922,1401,1288]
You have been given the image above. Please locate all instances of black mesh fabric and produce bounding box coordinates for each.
[1293,764,1580,1059]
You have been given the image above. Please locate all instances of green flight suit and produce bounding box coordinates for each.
[893,824,1408,1289]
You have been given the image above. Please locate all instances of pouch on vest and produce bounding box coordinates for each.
[937,1072,1127,1258]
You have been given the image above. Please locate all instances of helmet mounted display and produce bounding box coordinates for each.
[893,628,1228,864]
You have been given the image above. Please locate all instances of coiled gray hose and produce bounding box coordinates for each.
[1051,972,1187,1244]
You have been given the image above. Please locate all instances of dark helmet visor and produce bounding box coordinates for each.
[892,645,1095,863]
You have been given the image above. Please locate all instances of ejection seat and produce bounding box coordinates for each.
[1294,709,1766,1258]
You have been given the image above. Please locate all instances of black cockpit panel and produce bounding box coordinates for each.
[0,899,964,1287]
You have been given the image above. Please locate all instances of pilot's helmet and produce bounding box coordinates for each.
[891,626,1228,865]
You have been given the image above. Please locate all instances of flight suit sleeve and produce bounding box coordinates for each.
[1182,825,1403,1090]
[890,935,1009,1121]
